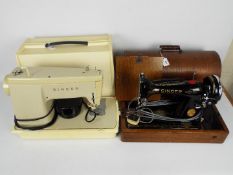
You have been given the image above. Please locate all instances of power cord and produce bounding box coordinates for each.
[14,104,58,130]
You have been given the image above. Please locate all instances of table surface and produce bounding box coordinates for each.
[0,87,232,175]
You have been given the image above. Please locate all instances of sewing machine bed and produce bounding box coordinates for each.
[12,97,119,139]
[120,102,229,143]
[119,101,228,143]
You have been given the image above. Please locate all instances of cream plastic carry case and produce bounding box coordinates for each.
[12,34,119,139]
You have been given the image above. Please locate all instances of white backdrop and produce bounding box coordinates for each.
[1,1,233,175]
[0,0,233,79]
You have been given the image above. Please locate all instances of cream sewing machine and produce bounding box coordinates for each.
[3,34,119,139]
[3,66,102,129]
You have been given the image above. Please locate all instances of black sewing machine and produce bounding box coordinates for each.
[126,73,222,129]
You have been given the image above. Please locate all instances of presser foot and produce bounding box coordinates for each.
[84,99,106,122]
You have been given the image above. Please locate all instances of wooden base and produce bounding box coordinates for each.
[120,104,229,143]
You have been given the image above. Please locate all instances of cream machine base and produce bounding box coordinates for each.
[4,66,119,139]
[12,97,119,139]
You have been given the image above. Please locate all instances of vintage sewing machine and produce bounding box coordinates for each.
[126,73,222,129]
[3,66,103,130]
[3,34,119,139]
[115,46,228,143]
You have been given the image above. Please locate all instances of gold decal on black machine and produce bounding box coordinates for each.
[160,89,182,94]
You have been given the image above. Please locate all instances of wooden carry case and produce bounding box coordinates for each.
[115,45,229,143]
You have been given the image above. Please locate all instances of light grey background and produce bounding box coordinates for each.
[0,1,233,175]
[0,0,233,79]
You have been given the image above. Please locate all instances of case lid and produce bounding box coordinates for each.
[115,47,221,101]
[16,34,114,97]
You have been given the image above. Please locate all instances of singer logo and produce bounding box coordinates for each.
[160,89,182,94]
[52,87,79,92]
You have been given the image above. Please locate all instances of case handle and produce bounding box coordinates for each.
[160,45,182,53]
[45,41,88,48]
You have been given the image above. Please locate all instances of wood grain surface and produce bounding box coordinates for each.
[115,56,163,101]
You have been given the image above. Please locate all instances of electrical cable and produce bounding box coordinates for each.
[14,104,58,130]
[126,98,202,124]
